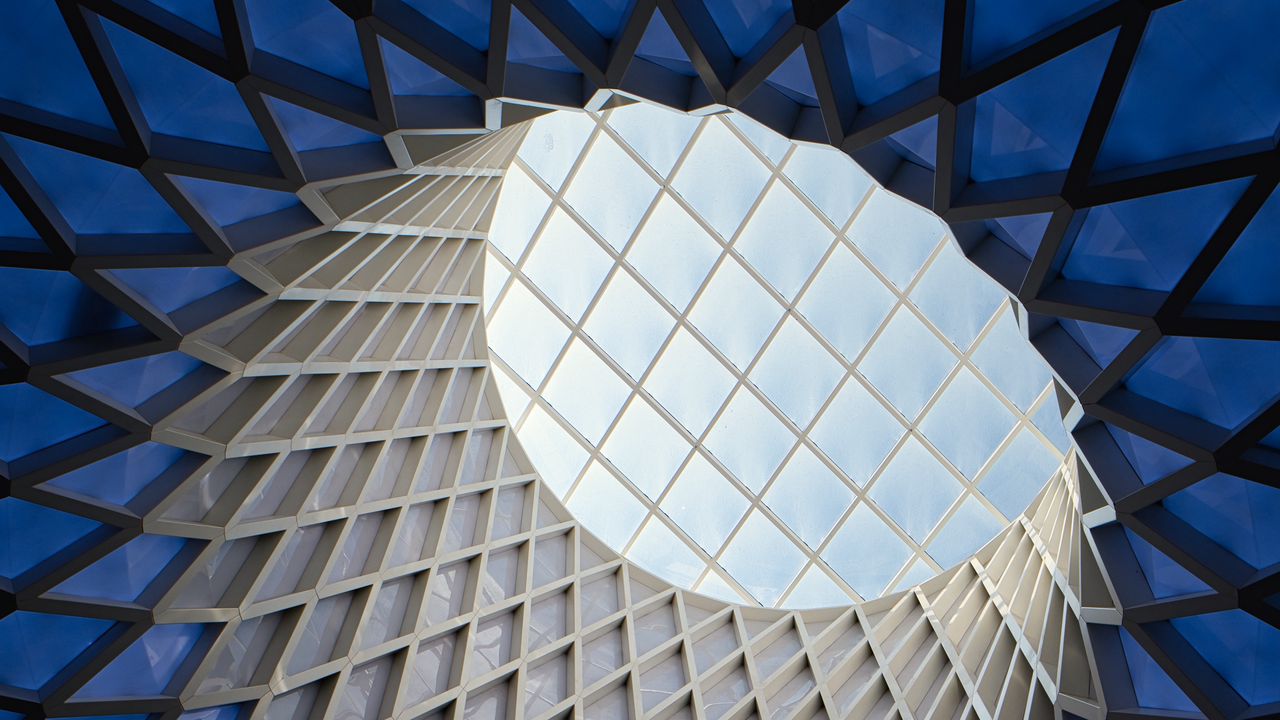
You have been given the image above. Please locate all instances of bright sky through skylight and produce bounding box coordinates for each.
[484,101,1071,608]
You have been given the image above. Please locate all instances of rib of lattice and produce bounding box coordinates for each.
[95,128,1116,720]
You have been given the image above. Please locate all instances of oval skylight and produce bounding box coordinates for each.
[483,102,1070,607]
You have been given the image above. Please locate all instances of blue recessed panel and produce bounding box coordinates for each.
[245,0,368,88]
[101,20,268,150]
[703,0,791,58]
[1197,184,1280,307]
[1118,628,1199,712]
[380,39,472,97]
[765,47,818,106]
[267,97,381,152]
[636,10,697,76]
[403,0,491,51]
[968,0,1113,66]
[109,266,241,314]
[1059,318,1136,368]
[173,175,301,227]
[0,184,37,239]
[1104,424,1192,485]
[1164,473,1280,570]
[0,498,102,580]
[0,268,137,345]
[836,0,943,106]
[1126,336,1280,430]
[970,30,1114,182]
[1097,0,1280,171]
[54,534,187,602]
[5,135,190,235]
[0,612,113,691]
[0,1,115,129]
[1122,527,1210,599]
[567,0,635,39]
[67,351,205,409]
[886,116,938,169]
[1170,610,1280,705]
[0,384,106,463]
[507,8,579,74]
[1062,178,1249,291]
[76,623,207,698]
[45,442,189,506]
[987,212,1051,260]
[146,0,220,36]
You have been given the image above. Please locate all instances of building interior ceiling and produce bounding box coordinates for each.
[0,0,1276,719]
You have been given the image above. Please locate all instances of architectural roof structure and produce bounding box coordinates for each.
[0,0,1276,719]
[485,106,1067,607]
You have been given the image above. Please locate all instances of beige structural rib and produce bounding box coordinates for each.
[134,123,1117,719]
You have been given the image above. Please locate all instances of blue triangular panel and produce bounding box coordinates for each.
[1063,178,1250,292]
[245,0,368,87]
[835,0,943,105]
[101,19,268,150]
[0,612,113,690]
[886,115,938,169]
[404,0,491,51]
[764,47,818,106]
[66,351,205,408]
[267,96,381,152]
[0,3,115,129]
[507,7,579,73]
[380,39,473,97]
[971,30,1115,182]
[5,134,190,235]
[172,175,301,227]
[44,442,189,506]
[704,0,792,57]
[0,267,138,345]
[75,624,207,699]
[636,10,697,76]
[52,534,187,602]
[567,0,635,39]
[0,498,103,579]
[1197,183,1280,307]
[145,0,221,36]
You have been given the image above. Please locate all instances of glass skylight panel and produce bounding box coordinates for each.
[625,193,722,311]
[517,110,595,191]
[486,282,569,387]
[868,437,963,543]
[979,428,1063,519]
[823,504,913,599]
[671,120,770,239]
[850,189,944,289]
[606,102,700,178]
[919,368,1018,478]
[763,446,854,549]
[797,246,897,362]
[520,208,612,320]
[645,327,737,436]
[628,517,704,588]
[582,270,675,379]
[486,104,1067,607]
[749,317,844,428]
[858,307,957,421]
[541,339,630,444]
[601,397,692,501]
[703,387,795,493]
[909,243,1006,351]
[788,566,850,608]
[563,132,658,251]
[926,495,1007,568]
[734,181,833,300]
[516,406,587,495]
[689,257,783,369]
[718,510,808,607]
[487,164,550,262]
[972,307,1054,412]
[728,113,791,164]
[659,453,748,554]
[783,142,874,228]
[567,462,648,549]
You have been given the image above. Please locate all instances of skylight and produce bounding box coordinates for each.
[484,102,1070,607]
